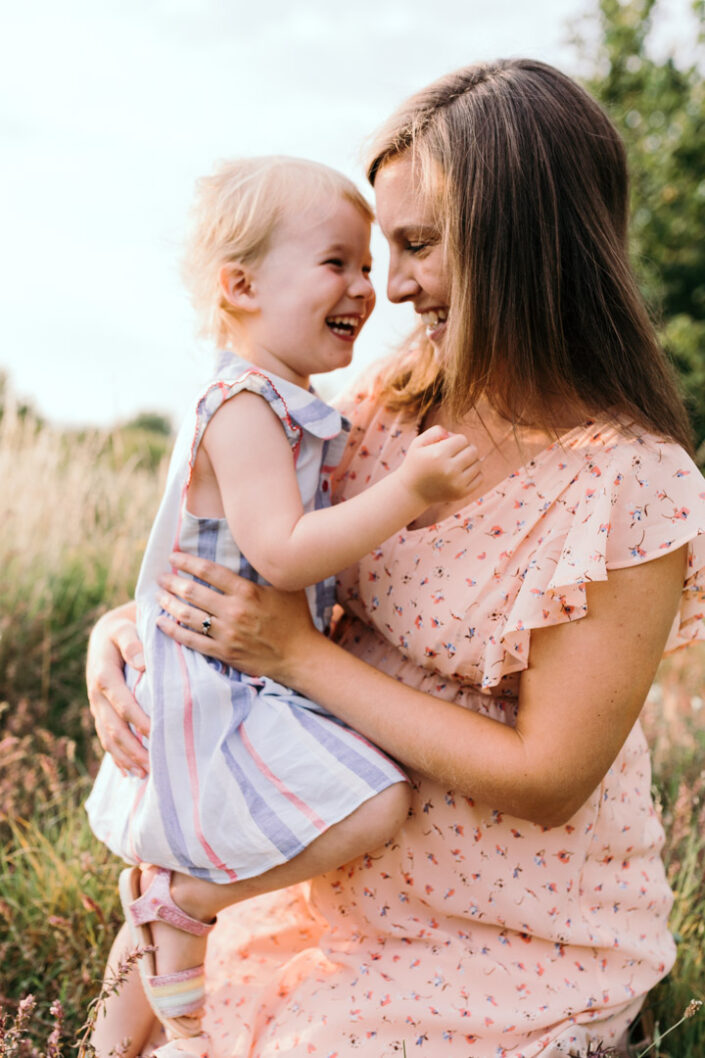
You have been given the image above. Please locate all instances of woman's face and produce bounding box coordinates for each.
[374,155,450,351]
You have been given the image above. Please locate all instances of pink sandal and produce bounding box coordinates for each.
[119,866,215,1040]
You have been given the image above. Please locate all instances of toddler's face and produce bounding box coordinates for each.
[241,195,375,387]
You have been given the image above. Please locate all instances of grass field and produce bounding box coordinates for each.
[0,404,703,1056]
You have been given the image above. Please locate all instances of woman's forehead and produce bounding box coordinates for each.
[374,156,441,236]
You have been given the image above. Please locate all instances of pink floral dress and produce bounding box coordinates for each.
[200,382,705,1058]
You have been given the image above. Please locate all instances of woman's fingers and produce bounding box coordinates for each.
[86,606,150,775]
[156,613,235,666]
[112,615,146,672]
[156,589,212,632]
[97,704,150,777]
[87,666,150,776]
[157,560,315,685]
[156,571,218,615]
[168,551,244,595]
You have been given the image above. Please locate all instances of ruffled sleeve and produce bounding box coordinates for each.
[490,432,705,685]
[602,437,705,650]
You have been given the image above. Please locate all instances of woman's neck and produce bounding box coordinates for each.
[407,399,586,531]
[433,395,586,438]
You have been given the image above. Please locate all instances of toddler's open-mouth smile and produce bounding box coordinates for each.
[326,314,365,341]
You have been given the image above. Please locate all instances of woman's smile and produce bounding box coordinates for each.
[419,306,448,342]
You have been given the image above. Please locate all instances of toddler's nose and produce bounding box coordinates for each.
[350,273,374,300]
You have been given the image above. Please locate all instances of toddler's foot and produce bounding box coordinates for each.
[119,866,216,1039]
[139,866,211,983]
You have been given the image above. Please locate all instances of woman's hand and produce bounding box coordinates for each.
[155,552,319,684]
[86,601,150,777]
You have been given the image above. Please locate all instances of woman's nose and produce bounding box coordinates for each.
[386,258,418,304]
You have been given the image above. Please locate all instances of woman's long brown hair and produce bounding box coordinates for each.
[367,59,693,451]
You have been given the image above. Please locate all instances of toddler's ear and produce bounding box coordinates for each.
[219,264,257,311]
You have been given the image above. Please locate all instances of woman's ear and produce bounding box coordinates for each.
[219,264,258,311]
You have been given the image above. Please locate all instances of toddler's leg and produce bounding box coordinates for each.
[141,780,409,963]
[172,780,410,927]
[90,920,161,1058]
[104,782,409,1048]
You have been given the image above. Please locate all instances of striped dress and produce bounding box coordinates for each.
[86,352,406,884]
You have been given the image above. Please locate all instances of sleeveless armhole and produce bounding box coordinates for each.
[185,369,303,492]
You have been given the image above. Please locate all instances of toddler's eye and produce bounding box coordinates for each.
[325,258,344,268]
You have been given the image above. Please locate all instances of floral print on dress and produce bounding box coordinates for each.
[197,383,705,1058]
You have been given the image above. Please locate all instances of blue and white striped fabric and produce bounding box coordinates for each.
[86,352,406,883]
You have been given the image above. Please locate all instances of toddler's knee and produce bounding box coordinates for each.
[377,780,412,838]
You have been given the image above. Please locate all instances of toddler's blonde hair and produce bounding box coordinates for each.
[182,156,374,347]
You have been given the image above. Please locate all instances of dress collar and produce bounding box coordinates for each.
[213,350,345,439]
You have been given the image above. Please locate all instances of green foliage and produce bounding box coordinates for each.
[0,557,111,745]
[0,408,162,1050]
[0,781,123,1048]
[636,650,705,1056]
[577,0,705,456]
[123,411,173,437]
[0,407,165,761]
[99,423,172,474]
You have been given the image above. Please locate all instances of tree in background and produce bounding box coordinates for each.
[123,410,173,437]
[576,0,705,458]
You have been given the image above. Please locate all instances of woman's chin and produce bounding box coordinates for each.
[425,320,448,361]
[429,336,447,364]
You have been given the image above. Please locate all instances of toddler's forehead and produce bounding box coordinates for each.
[274,195,371,245]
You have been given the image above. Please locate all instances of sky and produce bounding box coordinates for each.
[0,0,694,427]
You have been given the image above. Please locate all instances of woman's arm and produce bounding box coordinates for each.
[85,601,150,777]
[156,545,686,826]
[200,393,479,591]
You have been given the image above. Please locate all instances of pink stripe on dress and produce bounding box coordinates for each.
[240,726,328,832]
[175,642,239,880]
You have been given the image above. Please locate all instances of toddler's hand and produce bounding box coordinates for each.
[400,425,481,504]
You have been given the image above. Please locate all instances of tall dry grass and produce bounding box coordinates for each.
[0,400,167,778]
[0,402,168,1045]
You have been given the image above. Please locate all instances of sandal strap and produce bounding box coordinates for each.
[146,964,206,1018]
[128,868,215,937]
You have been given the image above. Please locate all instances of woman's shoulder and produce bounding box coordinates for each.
[551,417,702,547]
[555,418,700,493]
[485,420,705,681]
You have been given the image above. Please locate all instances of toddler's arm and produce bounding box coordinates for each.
[197,391,480,591]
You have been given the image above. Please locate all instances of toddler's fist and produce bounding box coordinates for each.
[401,426,481,504]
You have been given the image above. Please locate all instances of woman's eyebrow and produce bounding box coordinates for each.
[391,224,439,240]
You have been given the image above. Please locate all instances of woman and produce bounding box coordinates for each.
[87,59,705,1057]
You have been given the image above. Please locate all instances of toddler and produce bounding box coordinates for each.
[86,156,479,1046]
